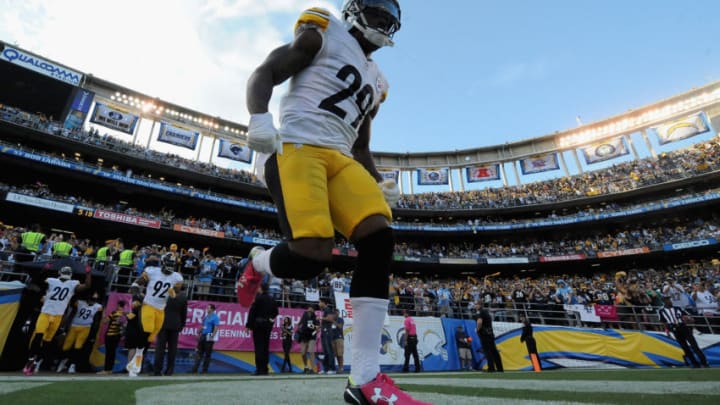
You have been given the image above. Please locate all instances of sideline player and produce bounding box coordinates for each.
[237,1,429,403]
[56,292,103,373]
[126,253,183,376]
[23,265,92,375]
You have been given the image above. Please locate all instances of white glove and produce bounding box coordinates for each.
[247,112,283,154]
[379,179,401,207]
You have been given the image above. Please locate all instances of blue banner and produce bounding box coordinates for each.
[158,122,199,150]
[417,167,449,185]
[652,112,710,145]
[520,152,559,175]
[90,103,139,134]
[218,139,252,163]
[64,89,95,131]
[580,136,630,164]
[663,238,717,251]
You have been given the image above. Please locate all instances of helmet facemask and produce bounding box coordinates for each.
[343,0,401,48]
[161,253,176,275]
[59,266,73,281]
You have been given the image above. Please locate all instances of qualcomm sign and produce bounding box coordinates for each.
[1,46,83,86]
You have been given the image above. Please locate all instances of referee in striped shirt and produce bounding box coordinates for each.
[658,296,709,368]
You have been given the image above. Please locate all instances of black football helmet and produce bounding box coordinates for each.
[342,0,401,47]
[161,253,176,275]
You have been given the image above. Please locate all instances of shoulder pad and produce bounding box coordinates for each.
[294,7,331,33]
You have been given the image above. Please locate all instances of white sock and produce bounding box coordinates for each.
[350,297,389,385]
[134,348,145,369]
[251,247,274,277]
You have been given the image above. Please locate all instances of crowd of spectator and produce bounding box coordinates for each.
[396,141,720,210]
[2,181,719,262]
[0,104,259,185]
[2,222,718,333]
[2,103,720,214]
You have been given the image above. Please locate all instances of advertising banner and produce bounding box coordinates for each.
[486,257,529,264]
[438,257,478,265]
[218,139,252,163]
[6,192,74,213]
[597,247,650,258]
[520,152,559,174]
[241,236,280,247]
[465,164,501,182]
[173,224,224,239]
[663,238,717,251]
[93,209,161,229]
[580,136,629,164]
[539,254,586,262]
[158,122,199,150]
[651,112,709,145]
[102,293,314,352]
[417,167,449,185]
[0,45,83,86]
[63,89,95,131]
[89,103,139,134]
[93,294,720,373]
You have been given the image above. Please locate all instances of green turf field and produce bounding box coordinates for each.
[1,368,718,404]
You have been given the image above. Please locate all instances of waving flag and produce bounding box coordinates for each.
[466,164,501,182]
[520,153,559,174]
[417,167,449,185]
[218,139,253,163]
[580,136,629,164]
[651,112,709,145]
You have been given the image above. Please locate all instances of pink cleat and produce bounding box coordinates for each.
[344,373,433,405]
[236,247,265,307]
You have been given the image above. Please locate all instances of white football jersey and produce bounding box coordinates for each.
[71,300,103,326]
[41,278,80,315]
[279,9,389,156]
[143,266,183,310]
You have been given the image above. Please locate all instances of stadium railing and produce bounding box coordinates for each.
[2,254,717,335]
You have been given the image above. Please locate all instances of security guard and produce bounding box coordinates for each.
[52,235,74,257]
[117,245,137,290]
[19,224,45,261]
[246,283,279,375]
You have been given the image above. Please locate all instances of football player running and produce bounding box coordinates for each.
[239,1,429,403]
[56,292,103,373]
[126,253,183,376]
[23,265,92,375]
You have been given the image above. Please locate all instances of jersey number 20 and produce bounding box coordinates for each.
[50,286,70,301]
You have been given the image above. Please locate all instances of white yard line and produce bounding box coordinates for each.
[394,377,720,395]
[0,382,51,395]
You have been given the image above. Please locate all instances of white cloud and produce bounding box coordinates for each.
[0,0,340,124]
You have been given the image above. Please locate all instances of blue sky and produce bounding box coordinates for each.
[1,0,718,158]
